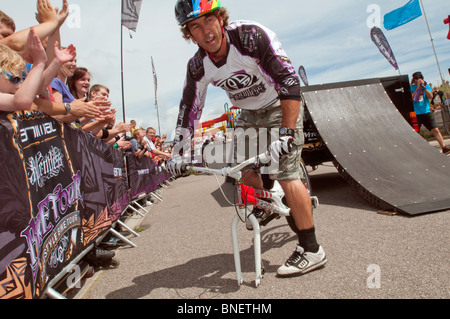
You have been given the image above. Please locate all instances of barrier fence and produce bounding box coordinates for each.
[0,110,172,299]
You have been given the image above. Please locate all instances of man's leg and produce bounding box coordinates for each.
[276,178,326,276]
[279,179,313,230]
[274,128,327,276]
[241,171,263,189]
[423,113,448,151]
[431,127,447,150]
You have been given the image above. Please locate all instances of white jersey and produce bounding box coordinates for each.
[175,20,301,141]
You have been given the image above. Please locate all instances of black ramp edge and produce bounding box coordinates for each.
[303,80,450,216]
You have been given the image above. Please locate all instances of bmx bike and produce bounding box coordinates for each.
[180,149,318,287]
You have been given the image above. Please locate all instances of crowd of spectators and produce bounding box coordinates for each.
[0,1,175,271]
[0,0,174,162]
[126,125,171,168]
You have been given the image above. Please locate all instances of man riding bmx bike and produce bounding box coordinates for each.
[169,0,327,277]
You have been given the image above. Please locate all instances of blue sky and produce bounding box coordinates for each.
[5,0,450,138]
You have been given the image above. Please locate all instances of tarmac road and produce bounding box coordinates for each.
[77,160,449,300]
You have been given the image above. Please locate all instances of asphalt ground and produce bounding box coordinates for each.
[76,146,449,301]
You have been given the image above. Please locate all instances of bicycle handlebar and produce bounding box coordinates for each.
[184,150,272,180]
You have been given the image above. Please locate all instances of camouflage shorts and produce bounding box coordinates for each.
[232,100,304,181]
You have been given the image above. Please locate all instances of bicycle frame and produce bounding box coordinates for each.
[184,151,312,287]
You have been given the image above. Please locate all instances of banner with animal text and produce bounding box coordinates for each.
[126,153,160,200]
[0,110,129,299]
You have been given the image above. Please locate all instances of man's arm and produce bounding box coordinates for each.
[424,85,433,100]
[0,28,47,111]
[151,148,171,159]
[39,43,76,95]
[134,143,147,158]
[280,99,300,129]
[0,0,58,52]
[44,0,69,67]
[32,98,109,119]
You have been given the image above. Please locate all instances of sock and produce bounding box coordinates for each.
[285,217,320,253]
[297,227,319,253]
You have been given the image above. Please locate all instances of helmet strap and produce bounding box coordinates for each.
[207,25,225,59]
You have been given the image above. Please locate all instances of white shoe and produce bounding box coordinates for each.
[277,245,327,276]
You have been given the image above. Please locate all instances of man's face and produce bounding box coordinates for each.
[187,14,223,53]
[0,23,14,40]
[146,129,156,140]
[91,88,109,101]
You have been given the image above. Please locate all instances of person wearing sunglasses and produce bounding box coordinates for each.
[410,71,450,154]
[0,27,46,111]
[0,28,106,119]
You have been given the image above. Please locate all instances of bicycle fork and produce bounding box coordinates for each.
[231,181,289,287]
[232,211,262,287]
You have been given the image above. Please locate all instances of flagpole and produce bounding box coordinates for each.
[155,99,161,137]
[120,24,126,123]
[419,0,444,84]
[151,56,161,136]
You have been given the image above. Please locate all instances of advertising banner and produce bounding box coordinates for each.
[126,153,159,200]
[370,27,399,70]
[0,111,128,299]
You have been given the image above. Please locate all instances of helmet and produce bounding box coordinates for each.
[175,0,222,26]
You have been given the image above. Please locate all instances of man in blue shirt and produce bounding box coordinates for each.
[410,72,449,154]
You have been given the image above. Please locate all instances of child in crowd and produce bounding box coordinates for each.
[0,28,46,111]
[82,84,131,146]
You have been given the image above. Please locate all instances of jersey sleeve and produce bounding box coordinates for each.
[231,23,301,101]
[174,53,208,144]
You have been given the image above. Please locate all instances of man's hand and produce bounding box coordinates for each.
[69,100,111,118]
[166,155,185,177]
[23,27,47,65]
[54,42,76,65]
[55,0,70,27]
[117,140,132,151]
[269,136,294,158]
[36,0,58,24]
[115,121,132,134]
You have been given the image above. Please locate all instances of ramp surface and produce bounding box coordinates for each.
[302,78,450,215]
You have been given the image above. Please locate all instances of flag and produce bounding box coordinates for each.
[370,27,399,70]
[383,0,422,30]
[122,0,143,32]
[151,57,158,106]
[444,15,450,40]
[298,66,309,86]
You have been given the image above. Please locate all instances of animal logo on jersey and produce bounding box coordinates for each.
[217,71,258,91]
[217,71,266,101]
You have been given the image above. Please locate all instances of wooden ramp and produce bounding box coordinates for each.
[302,78,450,215]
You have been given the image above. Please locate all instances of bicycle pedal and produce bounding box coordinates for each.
[260,213,278,227]
[311,196,319,209]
